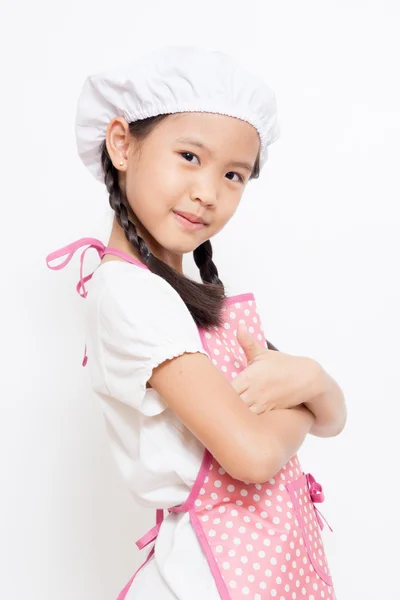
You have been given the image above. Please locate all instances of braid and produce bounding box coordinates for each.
[102,153,151,264]
[193,240,222,285]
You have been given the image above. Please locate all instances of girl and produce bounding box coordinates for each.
[46,45,346,600]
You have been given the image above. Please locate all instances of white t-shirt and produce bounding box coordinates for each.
[84,260,223,599]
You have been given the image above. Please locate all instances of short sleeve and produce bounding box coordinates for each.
[97,265,209,416]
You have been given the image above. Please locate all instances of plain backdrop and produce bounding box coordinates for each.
[1,1,399,599]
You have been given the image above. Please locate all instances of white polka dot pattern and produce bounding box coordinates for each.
[285,475,333,586]
[194,295,336,599]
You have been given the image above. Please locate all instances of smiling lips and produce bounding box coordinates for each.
[174,210,208,224]
[173,210,208,231]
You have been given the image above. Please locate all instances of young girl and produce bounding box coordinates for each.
[46,45,346,600]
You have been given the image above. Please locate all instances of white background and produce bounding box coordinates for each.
[1,1,399,598]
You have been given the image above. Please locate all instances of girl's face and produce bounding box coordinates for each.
[107,112,260,268]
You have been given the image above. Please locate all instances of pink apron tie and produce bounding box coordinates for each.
[46,238,108,367]
[46,237,150,367]
[135,509,166,550]
[46,237,107,298]
[306,472,334,532]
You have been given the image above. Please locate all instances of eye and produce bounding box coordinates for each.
[226,171,245,184]
[180,151,200,165]
[179,152,245,184]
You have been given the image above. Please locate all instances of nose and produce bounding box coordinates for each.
[190,173,218,208]
[190,181,217,208]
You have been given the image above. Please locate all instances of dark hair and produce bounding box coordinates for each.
[100,114,261,330]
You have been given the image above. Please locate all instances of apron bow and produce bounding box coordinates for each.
[46,238,107,366]
[306,473,333,532]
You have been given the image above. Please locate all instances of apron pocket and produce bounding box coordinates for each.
[285,473,333,586]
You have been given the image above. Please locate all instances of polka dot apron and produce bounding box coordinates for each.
[46,238,336,600]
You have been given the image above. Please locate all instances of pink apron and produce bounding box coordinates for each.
[46,238,336,600]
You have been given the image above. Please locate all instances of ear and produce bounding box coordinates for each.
[105,117,131,175]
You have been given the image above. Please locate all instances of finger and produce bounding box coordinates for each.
[236,322,267,363]
[240,391,254,406]
[230,373,248,395]
[249,404,264,415]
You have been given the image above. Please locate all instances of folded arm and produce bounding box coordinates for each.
[304,364,347,438]
[256,404,316,479]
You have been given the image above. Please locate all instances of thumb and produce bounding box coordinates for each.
[236,322,267,363]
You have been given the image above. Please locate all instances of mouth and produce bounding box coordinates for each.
[172,211,208,231]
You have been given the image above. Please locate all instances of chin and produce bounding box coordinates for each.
[155,231,200,255]
[167,241,199,255]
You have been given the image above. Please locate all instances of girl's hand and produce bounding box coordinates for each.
[230,323,321,415]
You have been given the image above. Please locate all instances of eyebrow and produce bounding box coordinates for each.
[175,136,254,174]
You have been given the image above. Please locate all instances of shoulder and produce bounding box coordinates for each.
[95,261,198,333]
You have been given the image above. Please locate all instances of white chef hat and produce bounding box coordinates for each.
[75,45,280,182]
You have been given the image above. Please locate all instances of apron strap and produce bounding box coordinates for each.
[135,509,165,550]
[46,238,107,366]
[46,237,107,298]
[46,237,149,367]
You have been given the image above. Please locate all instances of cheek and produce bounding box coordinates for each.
[148,159,184,199]
[126,168,179,217]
